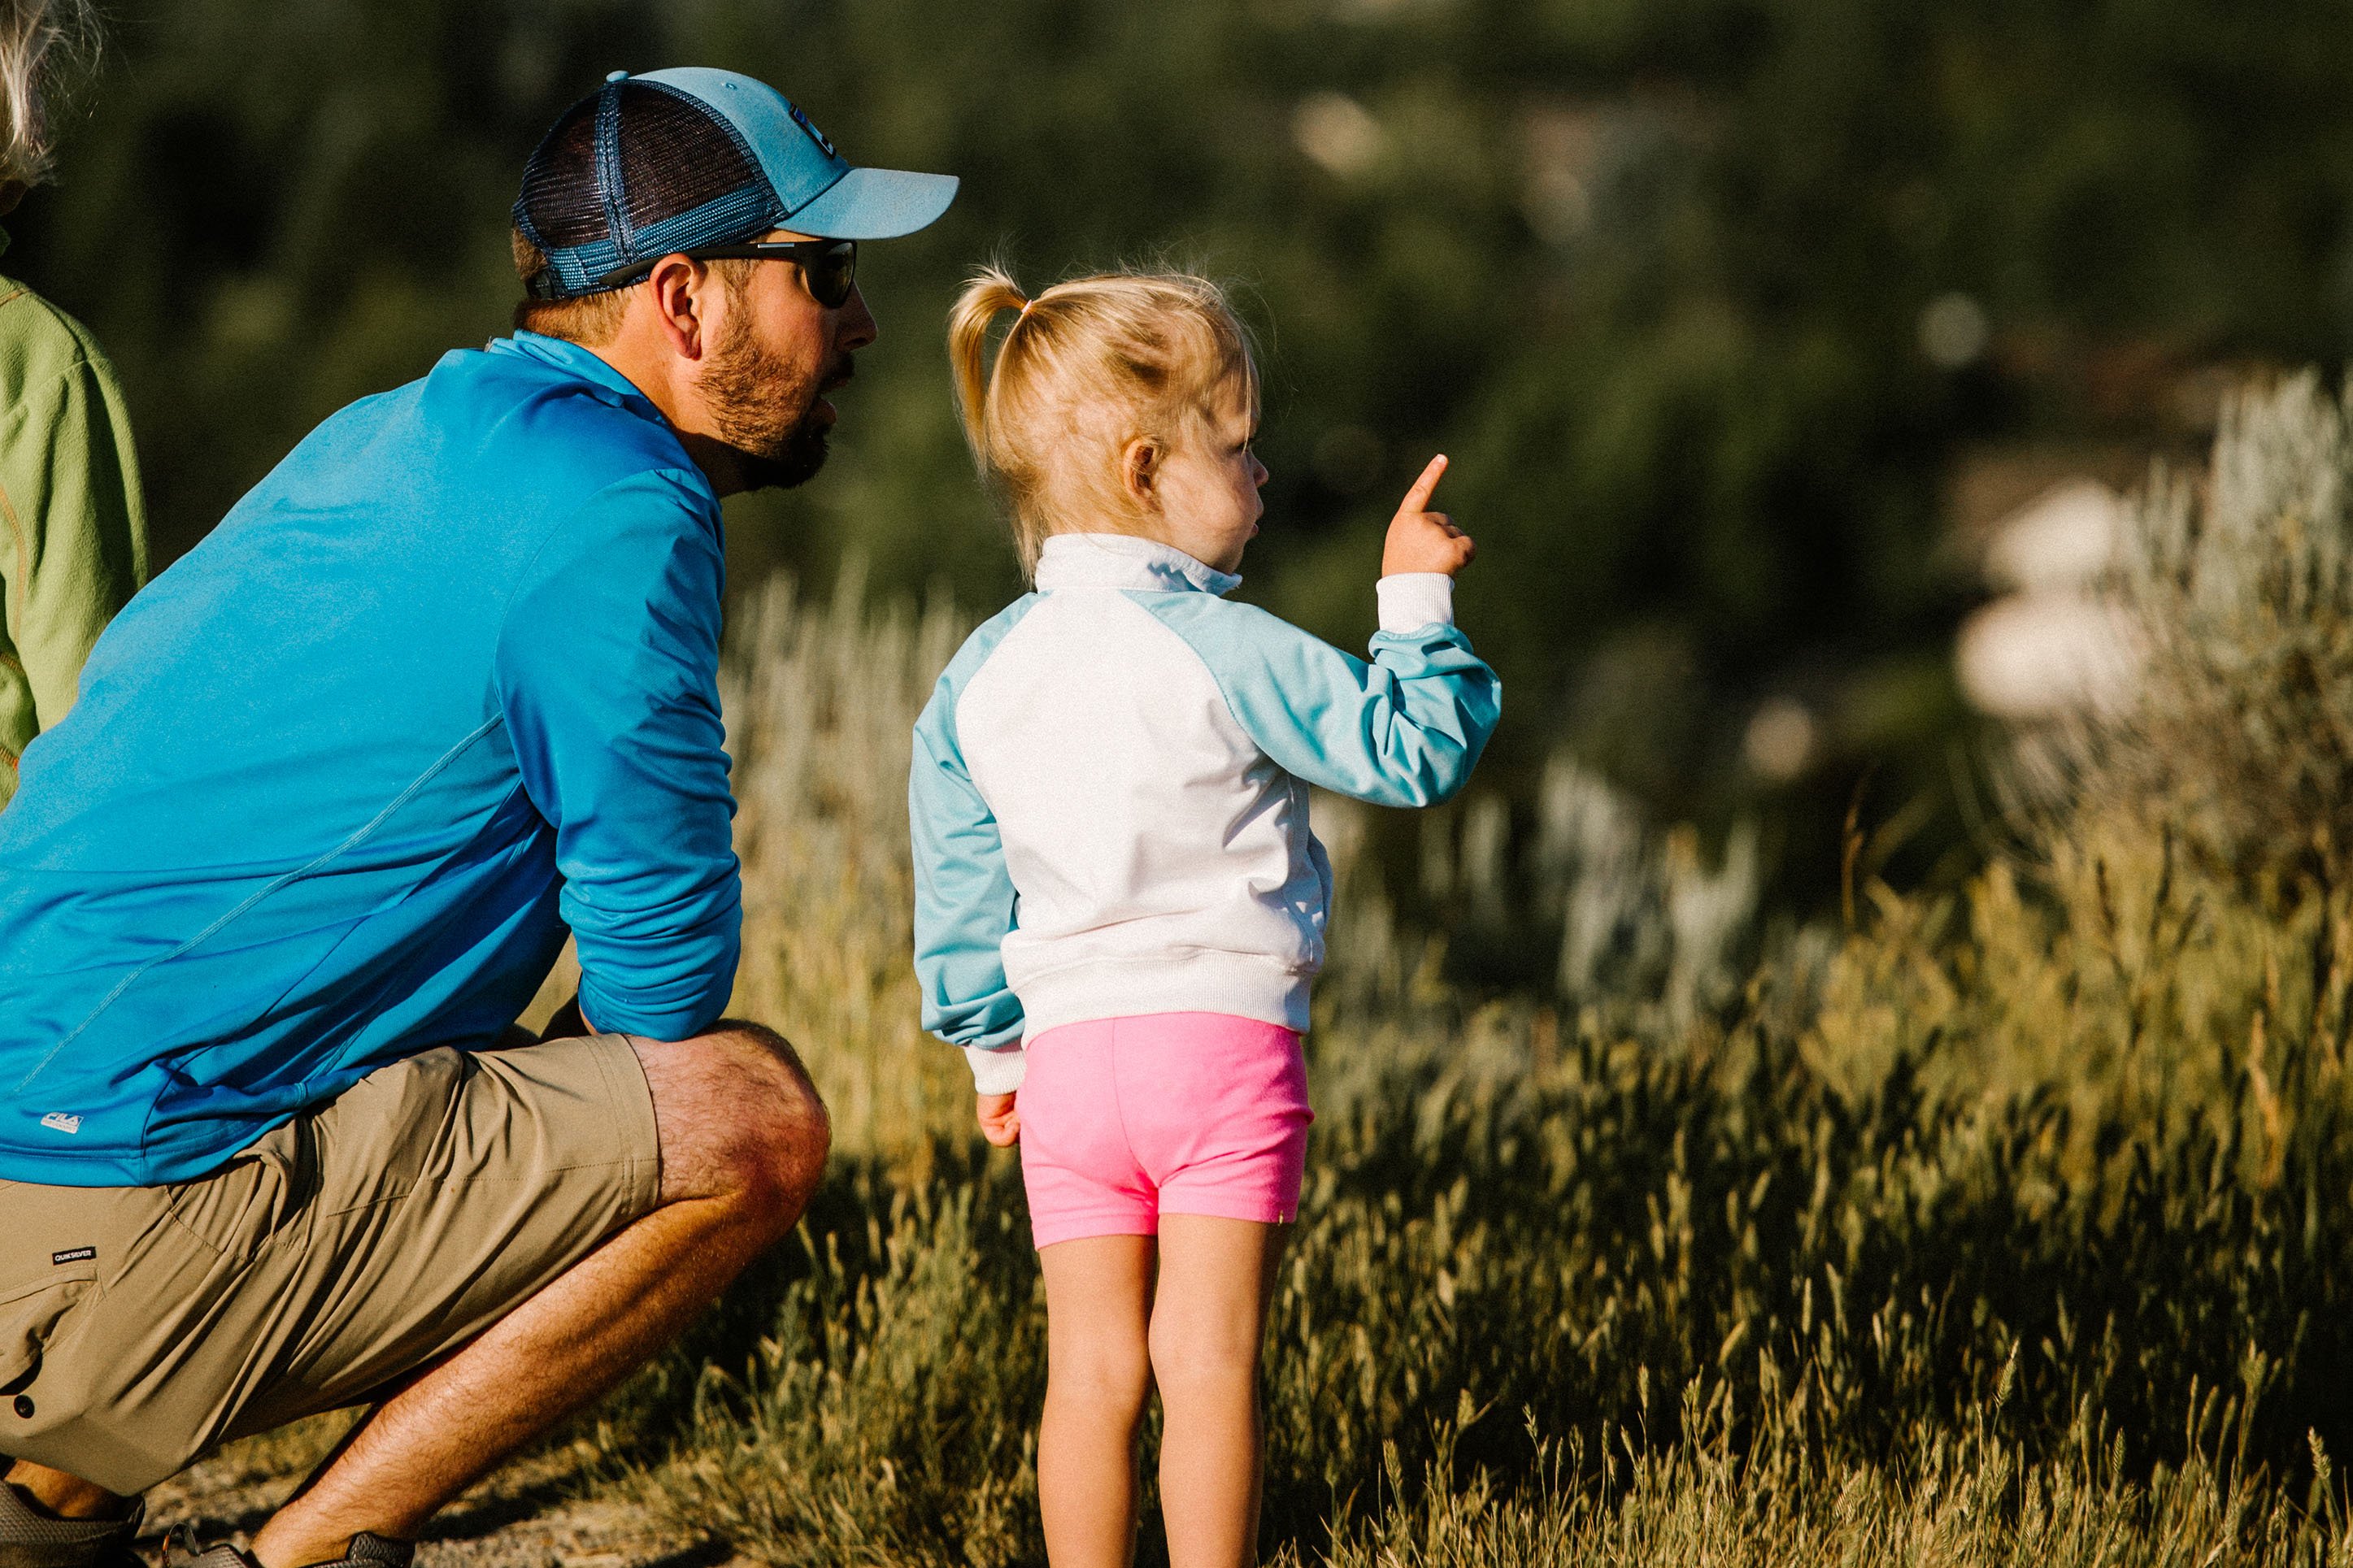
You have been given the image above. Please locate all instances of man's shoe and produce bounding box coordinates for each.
[0,1484,145,1568]
[159,1542,248,1568]
[158,1534,250,1568]
[320,1542,408,1568]
[162,1530,409,1568]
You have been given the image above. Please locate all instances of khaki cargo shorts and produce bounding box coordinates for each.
[0,1032,662,1496]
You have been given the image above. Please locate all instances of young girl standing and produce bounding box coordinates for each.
[913,267,1499,1566]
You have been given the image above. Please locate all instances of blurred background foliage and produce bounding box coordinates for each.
[15,0,2353,955]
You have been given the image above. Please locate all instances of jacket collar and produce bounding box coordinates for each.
[487,331,667,423]
[1033,532,1242,596]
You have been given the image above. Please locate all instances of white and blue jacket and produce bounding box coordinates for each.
[911,533,1502,1092]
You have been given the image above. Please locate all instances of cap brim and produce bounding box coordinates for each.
[785,167,959,240]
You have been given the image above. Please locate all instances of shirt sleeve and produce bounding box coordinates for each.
[1149,591,1502,809]
[494,469,741,1040]
[910,675,1027,1092]
[1374,572,1455,633]
[2,355,149,730]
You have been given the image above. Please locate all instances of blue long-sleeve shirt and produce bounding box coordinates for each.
[0,332,741,1185]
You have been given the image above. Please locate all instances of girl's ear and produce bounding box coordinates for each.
[1120,437,1161,510]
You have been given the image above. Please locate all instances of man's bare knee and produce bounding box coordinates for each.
[707,1019,831,1194]
[635,1023,831,1219]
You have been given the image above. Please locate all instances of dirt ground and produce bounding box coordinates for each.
[116,972,750,1567]
[135,1427,746,1568]
[104,967,746,1567]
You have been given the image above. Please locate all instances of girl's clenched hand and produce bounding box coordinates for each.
[976,1091,1021,1147]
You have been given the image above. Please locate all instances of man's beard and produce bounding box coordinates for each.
[703,315,842,493]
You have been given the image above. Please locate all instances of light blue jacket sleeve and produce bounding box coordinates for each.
[1142,592,1501,807]
[494,470,742,1040]
[911,609,1032,1092]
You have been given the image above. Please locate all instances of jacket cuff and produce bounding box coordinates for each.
[965,1043,1028,1094]
[1376,573,1455,632]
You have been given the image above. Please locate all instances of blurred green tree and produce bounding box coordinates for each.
[15,0,2353,939]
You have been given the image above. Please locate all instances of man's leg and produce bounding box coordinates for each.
[2,1021,824,1568]
[241,1022,826,1568]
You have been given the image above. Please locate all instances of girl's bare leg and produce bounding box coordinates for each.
[1038,1235,1156,1567]
[1149,1216,1286,1568]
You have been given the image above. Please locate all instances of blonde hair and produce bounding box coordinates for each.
[0,0,97,192]
[948,264,1259,574]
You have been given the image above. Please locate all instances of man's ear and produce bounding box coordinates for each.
[1120,437,1161,509]
[644,254,712,362]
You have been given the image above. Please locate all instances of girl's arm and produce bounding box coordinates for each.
[1145,452,1499,807]
[911,679,1028,1093]
[1156,597,1500,807]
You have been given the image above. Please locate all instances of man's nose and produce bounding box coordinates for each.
[835,285,879,353]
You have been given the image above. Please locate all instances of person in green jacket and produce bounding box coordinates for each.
[0,0,147,809]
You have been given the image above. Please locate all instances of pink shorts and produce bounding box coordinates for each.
[1017,1012,1313,1249]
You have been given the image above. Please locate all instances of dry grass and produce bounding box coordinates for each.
[602,427,2353,1561]
[236,380,2353,1563]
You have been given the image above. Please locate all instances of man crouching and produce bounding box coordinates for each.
[0,67,955,1568]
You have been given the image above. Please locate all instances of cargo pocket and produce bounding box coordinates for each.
[0,1266,94,1404]
[164,1118,315,1262]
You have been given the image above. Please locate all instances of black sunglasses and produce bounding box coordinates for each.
[589,238,859,309]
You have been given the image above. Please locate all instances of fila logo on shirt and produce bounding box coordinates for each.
[39,1111,81,1135]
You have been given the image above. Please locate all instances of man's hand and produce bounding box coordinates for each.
[1381,454,1476,578]
[976,1092,1020,1147]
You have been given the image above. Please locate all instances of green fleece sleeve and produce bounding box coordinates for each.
[0,285,150,804]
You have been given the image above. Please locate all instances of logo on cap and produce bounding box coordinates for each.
[789,102,837,159]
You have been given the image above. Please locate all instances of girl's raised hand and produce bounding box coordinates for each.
[1381,454,1476,578]
[976,1091,1021,1147]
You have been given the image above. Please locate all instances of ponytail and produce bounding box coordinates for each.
[943,264,1259,577]
[947,266,1032,461]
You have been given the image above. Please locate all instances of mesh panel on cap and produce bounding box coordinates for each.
[518,81,768,258]
[515,95,608,249]
[611,83,764,235]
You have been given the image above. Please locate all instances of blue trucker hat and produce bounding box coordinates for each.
[515,67,959,301]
